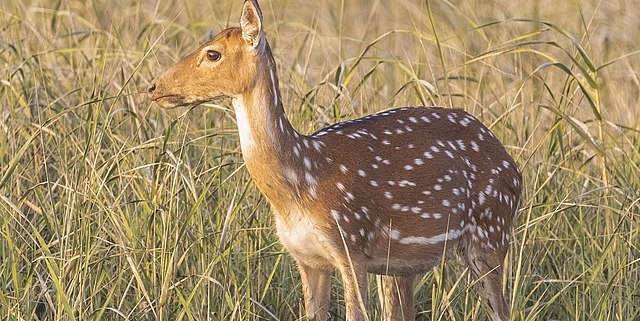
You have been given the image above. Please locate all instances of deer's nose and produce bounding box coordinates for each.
[148,83,157,94]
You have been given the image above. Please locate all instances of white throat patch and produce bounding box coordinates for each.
[232,97,255,156]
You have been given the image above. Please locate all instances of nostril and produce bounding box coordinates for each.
[148,83,156,93]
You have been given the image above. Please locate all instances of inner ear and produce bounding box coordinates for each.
[240,0,263,48]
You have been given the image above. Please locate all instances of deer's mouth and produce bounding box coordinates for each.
[152,95,189,109]
[148,82,227,109]
[152,95,213,109]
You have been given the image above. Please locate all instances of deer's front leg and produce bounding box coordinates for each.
[376,274,417,321]
[338,261,369,321]
[298,263,331,321]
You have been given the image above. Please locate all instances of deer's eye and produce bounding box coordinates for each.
[206,50,221,61]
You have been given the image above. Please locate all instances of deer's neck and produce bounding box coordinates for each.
[232,50,314,208]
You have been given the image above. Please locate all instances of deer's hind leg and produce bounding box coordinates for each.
[376,274,417,321]
[463,236,510,321]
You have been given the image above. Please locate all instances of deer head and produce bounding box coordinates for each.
[148,0,267,109]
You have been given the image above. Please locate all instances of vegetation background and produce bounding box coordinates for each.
[1,0,639,320]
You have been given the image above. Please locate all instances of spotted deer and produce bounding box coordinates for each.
[148,0,522,320]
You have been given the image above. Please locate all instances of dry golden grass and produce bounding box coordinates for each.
[1,0,639,320]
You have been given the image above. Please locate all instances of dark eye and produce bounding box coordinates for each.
[206,50,221,61]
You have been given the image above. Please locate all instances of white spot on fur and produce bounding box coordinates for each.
[305,172,317,185]
[478,191,486,205]
[331,210,340,221]
[313,140,322,151]
[284,167,298,184]
[470,141,480,152]
[303,157,312,170]
[398,229,462,245]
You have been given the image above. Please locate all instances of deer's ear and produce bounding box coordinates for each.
[240,0,264,49]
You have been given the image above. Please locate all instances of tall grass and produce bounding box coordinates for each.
[1,0,639,320]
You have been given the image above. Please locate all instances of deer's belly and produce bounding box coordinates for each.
[365,235,460,275]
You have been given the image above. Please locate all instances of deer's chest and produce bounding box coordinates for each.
[274,208,334,269]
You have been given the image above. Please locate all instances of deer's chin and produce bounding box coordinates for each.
[153,95,209,109]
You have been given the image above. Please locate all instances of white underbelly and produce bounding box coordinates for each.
[365,253,446,275]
